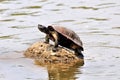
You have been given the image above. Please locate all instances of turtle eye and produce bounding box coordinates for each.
[48,26,54,31]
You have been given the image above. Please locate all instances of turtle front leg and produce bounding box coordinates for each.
[44,34,49,43]
[52,39,58,52]
[52,31,59,52]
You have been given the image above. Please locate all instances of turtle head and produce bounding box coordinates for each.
[48,25,54,31]
[38,24,48,34]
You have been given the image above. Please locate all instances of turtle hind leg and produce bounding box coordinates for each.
[75,49,84,59]
[44,34,49,43]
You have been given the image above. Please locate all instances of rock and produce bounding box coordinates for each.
[24,42,84,65]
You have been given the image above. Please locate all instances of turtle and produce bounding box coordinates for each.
[38,24,84,58]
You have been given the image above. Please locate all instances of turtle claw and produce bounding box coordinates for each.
[44,41,49,44]
[52,47,58,52]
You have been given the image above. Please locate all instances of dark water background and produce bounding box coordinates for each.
[0,0,120,80]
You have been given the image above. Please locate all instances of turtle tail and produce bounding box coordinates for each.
[75,49,84,59]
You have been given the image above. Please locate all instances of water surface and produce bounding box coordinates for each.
[0,0,120,80]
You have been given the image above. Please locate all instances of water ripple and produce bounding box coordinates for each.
[10,26,34,29]
[55,20,75,23]
[0,9,8,13]
[23,6,42,9]
[10,12,39,16]
[97,3,116,6]
[112,27,120,29]
[114,13,120,15]
[50,9,61,11]
[92,45,120,49]
[0,35,14,39]
[0,19,15,22]
[56,3,65,6]
[71,6,99,10]
[87,18,109,21]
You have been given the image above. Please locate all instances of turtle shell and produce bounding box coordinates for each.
[48,25,84,51]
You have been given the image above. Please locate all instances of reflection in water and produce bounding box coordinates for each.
[35,59,84,80]
[46,62,83,80]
